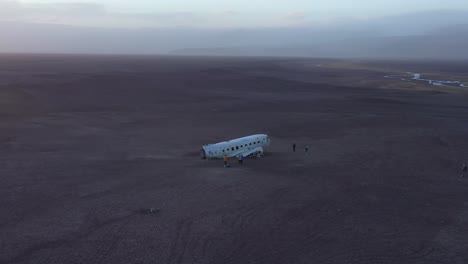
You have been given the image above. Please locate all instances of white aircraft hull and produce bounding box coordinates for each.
[201,134,270,159]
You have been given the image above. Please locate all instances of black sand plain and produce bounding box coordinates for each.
[1,54,468,264]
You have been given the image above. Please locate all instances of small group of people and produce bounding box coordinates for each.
[223,154,244,168]
[292,143,309,153]
[223,143,311,168]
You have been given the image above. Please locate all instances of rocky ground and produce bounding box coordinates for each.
[1,54,468,264]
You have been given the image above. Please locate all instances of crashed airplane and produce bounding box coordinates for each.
[201,134,271,159]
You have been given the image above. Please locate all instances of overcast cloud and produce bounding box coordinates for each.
[0,0,300,28]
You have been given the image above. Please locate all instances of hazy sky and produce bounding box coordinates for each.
[3,0,468,28]
[2,0,468,56]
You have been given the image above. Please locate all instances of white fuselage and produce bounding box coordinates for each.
[201,134,270,159]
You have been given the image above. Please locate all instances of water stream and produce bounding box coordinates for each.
[385,72,466,88]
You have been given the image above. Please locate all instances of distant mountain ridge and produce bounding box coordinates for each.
[170,10,468,59]
[1,10,468,59]
[171,34,468,60]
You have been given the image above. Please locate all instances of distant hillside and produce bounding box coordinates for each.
[170,33,468,60]
[170,10,468,59]
[2,9,468,58]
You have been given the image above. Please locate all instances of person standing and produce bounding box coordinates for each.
[224,154,228,167]
[292,143,296,152]
[462,163,467,177]
[238,155,244,164]
[305,145,309,154]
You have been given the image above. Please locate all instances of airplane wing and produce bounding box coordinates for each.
[237,147,264,158]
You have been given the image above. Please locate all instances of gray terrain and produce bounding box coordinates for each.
[1,54,468,264]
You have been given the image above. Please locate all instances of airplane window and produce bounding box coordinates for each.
[231,147,234,151]
[236,146,239,150]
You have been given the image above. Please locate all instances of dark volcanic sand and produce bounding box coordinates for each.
[1,54,468,264]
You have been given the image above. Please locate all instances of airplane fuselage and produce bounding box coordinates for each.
[201,134,270,159]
